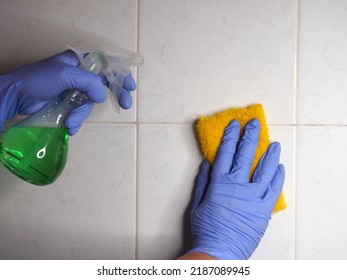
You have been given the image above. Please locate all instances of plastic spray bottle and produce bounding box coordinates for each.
[0,46,144,186]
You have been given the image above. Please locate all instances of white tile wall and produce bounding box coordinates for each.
[138,0,296,125]
[0,0,346,260]
[296,127,347,259]
[136,124,202,260]
[299,0,347,124]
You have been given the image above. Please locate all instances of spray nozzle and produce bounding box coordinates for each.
[67,45,144,113]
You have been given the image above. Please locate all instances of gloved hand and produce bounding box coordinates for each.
[189,119,285,260]
[0,50,136,135]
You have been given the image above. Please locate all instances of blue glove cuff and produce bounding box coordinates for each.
[187,247,240,260]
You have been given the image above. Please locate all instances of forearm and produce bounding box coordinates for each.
[178,252,218,260]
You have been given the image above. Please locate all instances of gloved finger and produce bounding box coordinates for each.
[252,142,281,183]
[123,72,136,91]
[212,120,240,179]
[263,164,285,208]
[230,119,260,182]
[65,101,94,135]
[94,71,136,91]
[49,50,80,67]
[67,124,82,136]
[192,160,211,211]
[118,89,133,109]
[270,164,285,195]
[65,66,107,103]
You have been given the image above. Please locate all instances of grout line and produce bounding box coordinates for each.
[293,0,300,260]
[135,0,140,124]
[135,0,140,260]
[84,121,347,127]
[294,2,300,127]
[135,122,139,261]
[293,120,298,260]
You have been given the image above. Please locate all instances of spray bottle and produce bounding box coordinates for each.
[0,46,144,186]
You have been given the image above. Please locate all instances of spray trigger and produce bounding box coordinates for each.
[67,45,144,114]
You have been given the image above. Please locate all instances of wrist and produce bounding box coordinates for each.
[189,238,246,260]
[178,252,218,260]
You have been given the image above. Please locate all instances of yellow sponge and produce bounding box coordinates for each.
[196,104,286,212]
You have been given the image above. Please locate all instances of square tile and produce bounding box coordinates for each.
[299,0,347,124]
[137,124,202,259]
[296,127,347,259]
[138,0,296,124]
[0,124,136,259]
[0,0,138,122]
[250,126,295,259]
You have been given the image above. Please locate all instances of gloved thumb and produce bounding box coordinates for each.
[192,160,211,211]
[263,164,285,214]
[269,164,285,197]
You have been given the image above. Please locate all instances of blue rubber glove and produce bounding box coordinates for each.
[189,119,285,260]
[0,50,136,135]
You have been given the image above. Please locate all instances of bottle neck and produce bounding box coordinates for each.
[20,90,87,128]
[60,90,86,113]
[55,90,87,126]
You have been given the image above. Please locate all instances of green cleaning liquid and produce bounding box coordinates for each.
[0,90,86,186]
[0,126,69,186]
